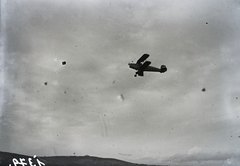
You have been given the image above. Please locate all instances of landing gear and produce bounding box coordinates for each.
[134,72,137,77]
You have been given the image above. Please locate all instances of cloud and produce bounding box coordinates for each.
[162,147,240,166]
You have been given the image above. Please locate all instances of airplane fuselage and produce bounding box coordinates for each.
[128,54,167,77]
[128,63,161,72]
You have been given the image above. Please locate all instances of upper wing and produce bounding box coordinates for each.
[139,61,151,71]
[137,54,150,64]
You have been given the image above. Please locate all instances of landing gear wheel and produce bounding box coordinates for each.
[134,72,138,77]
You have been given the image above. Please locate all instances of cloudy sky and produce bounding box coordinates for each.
[1,0,240,165]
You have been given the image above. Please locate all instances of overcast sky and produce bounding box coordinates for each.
[1,0,240,165]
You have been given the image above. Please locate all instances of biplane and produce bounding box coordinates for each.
[128,54,167,77]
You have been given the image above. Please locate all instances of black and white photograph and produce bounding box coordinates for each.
[1,0,240,166]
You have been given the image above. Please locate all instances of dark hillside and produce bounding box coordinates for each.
[0,151,169,166]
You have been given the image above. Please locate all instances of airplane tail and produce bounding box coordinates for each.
[160,65,167,73]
